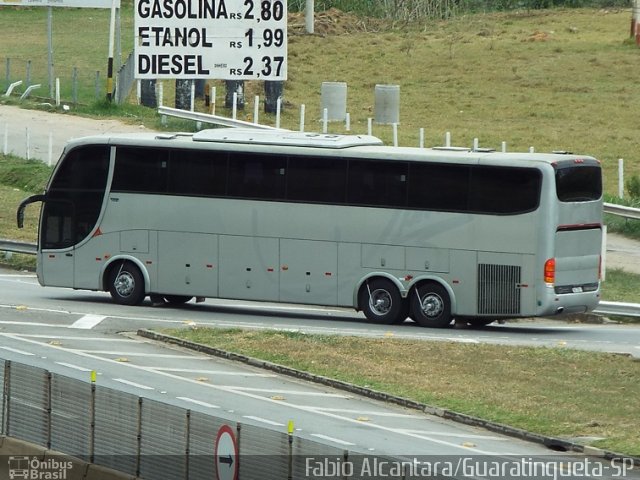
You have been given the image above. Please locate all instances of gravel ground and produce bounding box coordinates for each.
[0,104,149,165]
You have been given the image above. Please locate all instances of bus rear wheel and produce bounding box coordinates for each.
[410,283,452,328]
[359,278,406,325]
[108,262,145,306]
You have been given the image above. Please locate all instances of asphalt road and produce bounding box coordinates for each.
[2,266,640,478]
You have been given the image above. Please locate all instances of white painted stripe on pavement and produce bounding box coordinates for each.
[55,362,94,372]
[176,397,220,409]
[17,334,136,342]
[310,434,355,446]
[72,351,211,359]
[113,378,155,390]
[399,429,508,440]
[153,367,276,377]
[227,387,350,398]
[305,407,421,418]
[243,416,285,426]
[0,346,35,356]
[69,314,107,329]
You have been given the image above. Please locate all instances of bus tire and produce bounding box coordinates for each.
[164,295,193,305]
[108,261,145,306]
[359,278,404,325]
[410,282,453,328]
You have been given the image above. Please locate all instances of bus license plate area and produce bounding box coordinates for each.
[572,286,583,293]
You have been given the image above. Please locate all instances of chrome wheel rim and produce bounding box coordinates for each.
[114,271,135,298]
[420,293,444,318]
[369,288,392,316]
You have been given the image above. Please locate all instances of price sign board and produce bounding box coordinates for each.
[134,0,287,80]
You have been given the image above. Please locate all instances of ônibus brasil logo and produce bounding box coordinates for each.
[8,456,73,480]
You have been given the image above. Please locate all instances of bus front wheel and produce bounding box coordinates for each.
[410,283,452,328]
[359,278,406,325]
[108,262,145,306]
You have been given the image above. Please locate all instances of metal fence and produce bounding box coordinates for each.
[0,358,406,480]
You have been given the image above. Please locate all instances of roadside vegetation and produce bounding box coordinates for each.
[162,327,640,456]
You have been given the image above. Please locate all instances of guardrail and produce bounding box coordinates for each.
[0,239,37,255]
[603,202,640,220]
[593,301,640,318]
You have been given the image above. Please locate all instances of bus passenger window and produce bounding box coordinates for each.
[347,160,407,207]
[227,153,286,200]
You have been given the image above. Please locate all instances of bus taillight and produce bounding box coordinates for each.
[544,258,555,284]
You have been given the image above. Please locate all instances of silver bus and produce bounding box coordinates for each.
[17,128,603,327]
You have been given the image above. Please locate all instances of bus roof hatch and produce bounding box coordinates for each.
[192,129,384,149]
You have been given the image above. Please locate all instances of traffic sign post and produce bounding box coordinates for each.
[215,424,239,480]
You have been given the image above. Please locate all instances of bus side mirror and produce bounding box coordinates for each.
[17,194,46,229]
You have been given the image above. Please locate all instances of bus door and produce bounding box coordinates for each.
[40,198,76,288]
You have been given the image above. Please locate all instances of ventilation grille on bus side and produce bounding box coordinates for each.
[477,264,521,315]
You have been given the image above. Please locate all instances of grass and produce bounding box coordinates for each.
[162,327,640,456]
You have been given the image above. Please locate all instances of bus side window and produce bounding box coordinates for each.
[168,149,227,197]
[112,147,168,194]
[287,155,346,204]
[347,160,407,208]
[227,152,286,200]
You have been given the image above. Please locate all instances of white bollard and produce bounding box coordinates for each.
[232,92,237,120]
[501,141,507,153]
[618,158,624,198]
[25,127,30,160]
[473,138,479,151]
[419,128,424,149]
[445,131,451,147]
[276,97,282,129]
[299,104,305,132]
[55,78,60,106]
[48,132,53,166]
[253,95,259,124]
[367,118,373,136]
[3,124,8,155]
[393,123,398,147]
[345,112,350,132]
[322,108,328,133]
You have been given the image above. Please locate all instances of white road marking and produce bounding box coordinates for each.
[226,387,350,398]
[310,434,355,446]
[243,415,285,426]
[55,362,94,372]
[399,429,508,440]
[152,367,276,377]
[0,321,64,328]
[69,314,107,329]
[113,378,154,390]
[70,351,212,359]
[304,407,421,418]
[176,397,220,409]
[17,334,137,342]
[0,346,35,356]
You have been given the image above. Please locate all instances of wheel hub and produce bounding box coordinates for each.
[114,272,135,298]
[420,293,443,318]
[369,289,392,316]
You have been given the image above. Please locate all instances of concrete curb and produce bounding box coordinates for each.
[137,329,640,466]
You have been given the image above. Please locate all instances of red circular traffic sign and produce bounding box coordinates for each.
[215,424,238,480]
